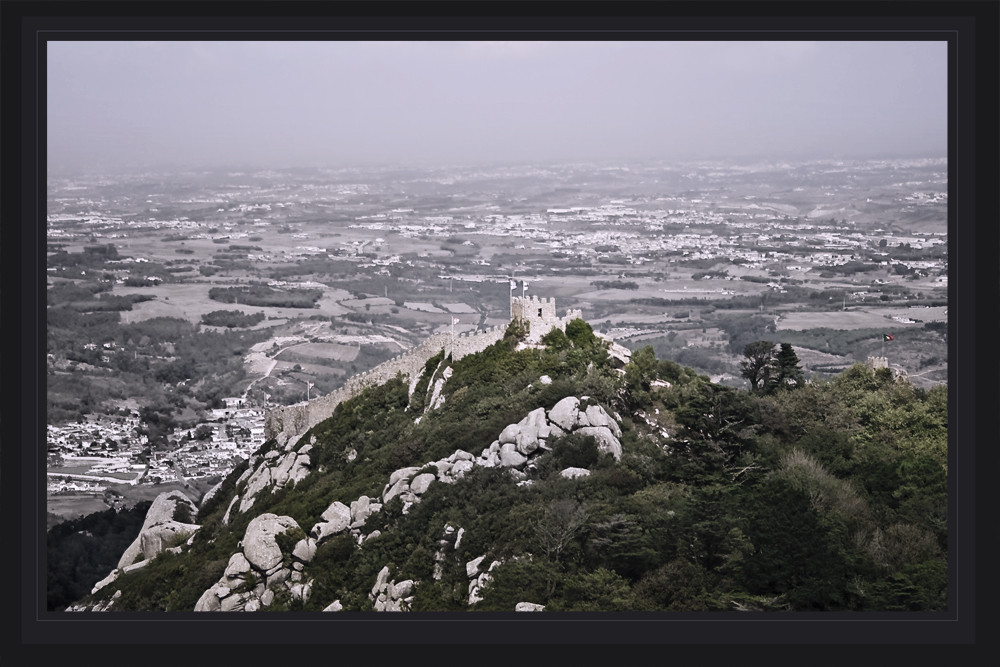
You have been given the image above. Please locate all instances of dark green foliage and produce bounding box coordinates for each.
[551,433,600,469]
[623,345,658,409]
[740,341,805,394]
[503,317,529,343]
[172,502,193,524]
[547,568,634,611]
[591,280,638,290]
[742,476,851,610]
[474,558,562,611]
[582,511,660,579]
[47,307,268,422]
[47,501,152,611]
[200,309,266,328]
[274,526,308,566]
[123,276,161,287]
[82,328,946,613]
[208,285,322,308]
[721,315,777,355]
[564,318,598,348]
[740,340,776,392]
[656,358,702,385]
[540,327,571,351]
[772,343,805,390]
[92,549,229,611]
[632,559,711,611]
[269,258,358,280]
[196,457,250,523]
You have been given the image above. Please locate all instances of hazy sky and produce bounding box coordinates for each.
[47,40,947,172]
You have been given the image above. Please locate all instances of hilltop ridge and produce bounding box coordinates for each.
[62,311,948,613]
[264,295,607,446]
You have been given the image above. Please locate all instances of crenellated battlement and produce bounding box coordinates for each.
[867,356,889,370]
[264,297,583,444]
[511,295,581,342]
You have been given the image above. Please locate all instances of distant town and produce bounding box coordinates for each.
[46,157,948,523]
[47,397,265,509]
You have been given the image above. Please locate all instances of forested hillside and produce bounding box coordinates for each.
[62,320,947,613]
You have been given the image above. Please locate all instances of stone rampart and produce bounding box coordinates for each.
[264,326,507,445]
[512,296,584,342]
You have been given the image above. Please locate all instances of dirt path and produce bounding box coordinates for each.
[241,321,337,397]
[243,343,301,397]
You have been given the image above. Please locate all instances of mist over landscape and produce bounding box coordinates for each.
[48,40,946,173]
[44,40,950,616]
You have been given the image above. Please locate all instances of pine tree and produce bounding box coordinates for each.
[772,343,805,391]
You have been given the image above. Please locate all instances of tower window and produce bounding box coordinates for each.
[538,308,543,317]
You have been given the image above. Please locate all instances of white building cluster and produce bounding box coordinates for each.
[47,398,268,497]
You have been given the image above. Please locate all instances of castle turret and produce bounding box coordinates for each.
[866,356,889,370]
[511,295,580,342]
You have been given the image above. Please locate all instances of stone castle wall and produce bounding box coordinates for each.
[512,296,582,342]
[264,296,585,445]
[264,326,507,445]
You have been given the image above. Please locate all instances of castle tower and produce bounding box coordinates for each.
[511,295,575,342]
[866,356,889,370]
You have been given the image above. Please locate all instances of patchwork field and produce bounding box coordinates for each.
[775,308,938,331]
[111,280,357,324]
[276,342,361,363]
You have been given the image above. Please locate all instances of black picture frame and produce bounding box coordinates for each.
[3,2,996,665]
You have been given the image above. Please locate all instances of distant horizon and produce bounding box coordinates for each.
[46,151,949,180]
[47,41,947,176]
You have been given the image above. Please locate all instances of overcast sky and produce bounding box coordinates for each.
[47,40,947,173]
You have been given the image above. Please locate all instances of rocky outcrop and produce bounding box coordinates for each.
[373,449,477,516]
[67,589,121,612]
[236,440,312,515]
[88,490,201,597]
[515,602,545,612]
[300,397,625,533]
[313,501,352,541]
[202,397,621,611]
[311,494,383,544]
[369,565,416,611]
[115,491,200,571]
[432,523,463,581]
[426,366,452,412]
[194,513,315,612]
[242,514,299,572]
[467,556,503,605]
[476,396,622,470]
[200,478,226,508]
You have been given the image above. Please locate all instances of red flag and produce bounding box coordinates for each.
[883,334,894,341]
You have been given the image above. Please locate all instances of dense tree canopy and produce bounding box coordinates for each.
[740,340,776,392]
[66,332,947,614]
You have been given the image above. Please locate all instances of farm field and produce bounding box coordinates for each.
[46,158,949,492]
[775,307,943,331]
[275,342,362,363]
